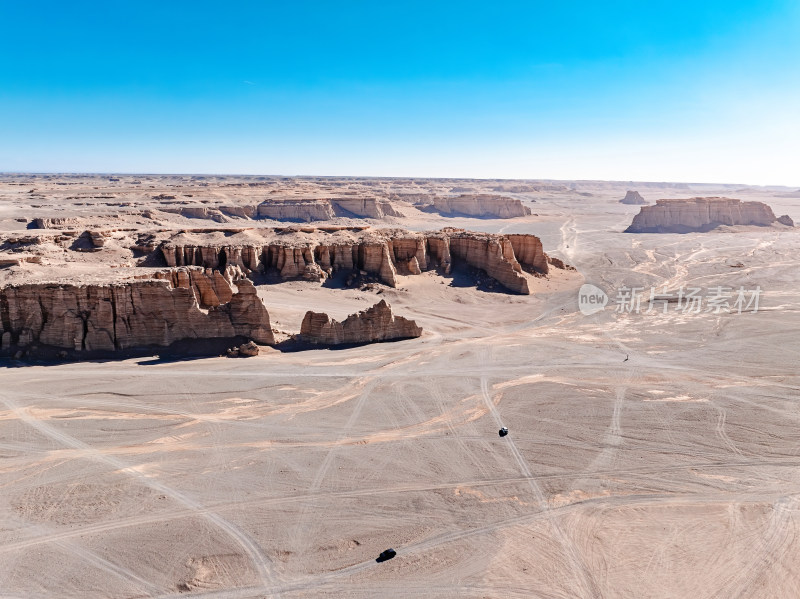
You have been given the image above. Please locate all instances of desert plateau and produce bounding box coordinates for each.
[0,174,798,598]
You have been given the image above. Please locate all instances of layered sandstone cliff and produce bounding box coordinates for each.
[620,190,647,205]
[159,228,555,294]
[257,199,336,222]
[256,197,402,222]
[300,300,421,345]
[422,194,532,218]
[333,198,403,218]
[625,198,788,233]
[0,267,273,354]
[29,217,80,229]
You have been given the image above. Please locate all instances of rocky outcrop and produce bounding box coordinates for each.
[0,267,274,354]
[422,195,532,218]
[29,217,80,229]
[625,198,782,233]
[257,199,336,222]
[777,214,795,227]
[219,205,257,219]
[332,198,403,218]
[227,340,259,357]
[256,197,402,222]
[158,228,561,294]
[300,300,421,345]
[506,234,549,275]
[620,190,647,205]
[159,206,229,223]
[446,231,530,293]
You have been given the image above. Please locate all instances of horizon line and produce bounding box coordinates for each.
[1,172,798,190]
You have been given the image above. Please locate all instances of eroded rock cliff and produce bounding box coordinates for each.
[300,300,421,345]
[421,194,532,218]
[0,267,274,354]
[257,199,336,222]
[625,197,784,233]
[159,228,558,294]
[256,197,402,222]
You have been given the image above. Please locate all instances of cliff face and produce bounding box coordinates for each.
[0,268,274,354]
[256,198,402,222]
[160,229,557,294]
[257,199,336,222]
[425,194,532,218]
[332,198,403,218]
[29,217,80,229]
[620,190,647,205]
[625,198,781,233]
[300,300,422,345]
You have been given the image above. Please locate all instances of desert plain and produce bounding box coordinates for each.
[1,174,799,598]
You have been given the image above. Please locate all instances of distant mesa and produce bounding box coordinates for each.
[300,300,422,345]
[624,197,794,233]
[416,194,532,219]
[620,190,647,205]
[491,184,567,193]
[257,197,402,222]
[29,217,80,229]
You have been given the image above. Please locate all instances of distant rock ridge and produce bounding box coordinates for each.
[300,300,422,345]
[0,267,274,356]
[29,217,80,229]
[256,197,402,222]
[620,190,647,205]
[625,197,792,233]
[159,227,559,294]
[419,194,532,218]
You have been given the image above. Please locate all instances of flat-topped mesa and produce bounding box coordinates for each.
[29,217,80,229]
[300,300,422,345]
[620,190,647,205]
[158,228,557,294]
[257,199,335,222]
[256,197,402,222]
[332,198,403,219]
[0,267,273,355]
[625,197,790,233]
[421,194,532,218]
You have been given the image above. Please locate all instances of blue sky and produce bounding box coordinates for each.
[1,1,799,184]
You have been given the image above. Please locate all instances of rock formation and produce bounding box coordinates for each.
[159,206,229,223]
[257,199,335,222]
[421,194,532,218]
[159,228,557,294]
[300,300,421,345]
[0,267,273,355]
[256,197,402,222]
[227,340,259,357]
[620,190,647,205]
[29,217,80,229]
[332,198,403,219]
[625,197,785,233]
[777,214,795,227]
[219,205,257,219]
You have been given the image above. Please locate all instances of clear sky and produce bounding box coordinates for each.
[1,1,799,185]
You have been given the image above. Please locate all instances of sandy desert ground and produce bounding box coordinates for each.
[1,175,799,598]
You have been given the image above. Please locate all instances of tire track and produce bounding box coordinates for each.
[0,393,279,598]
[478,375,601,598]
